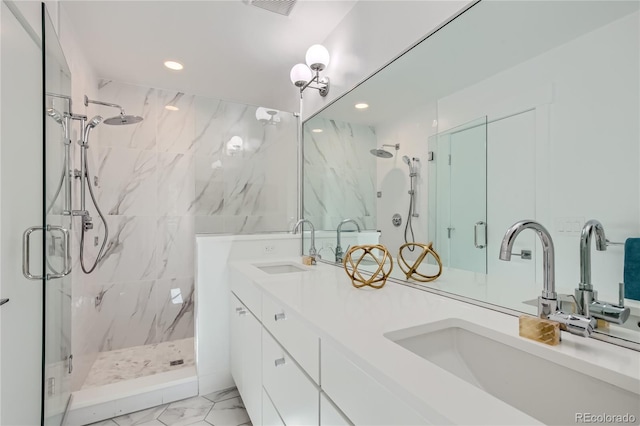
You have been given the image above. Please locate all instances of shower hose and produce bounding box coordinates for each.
[80,147,109,274]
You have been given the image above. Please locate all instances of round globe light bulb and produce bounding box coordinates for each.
[305,44,330,71]
[290,63,312,87]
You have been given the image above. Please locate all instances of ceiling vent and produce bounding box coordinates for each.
[250,0,297,16]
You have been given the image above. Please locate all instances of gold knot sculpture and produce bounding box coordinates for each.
[343,244,393,289]
[398,242,443,282]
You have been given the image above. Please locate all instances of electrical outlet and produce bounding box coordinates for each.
[264,244,276,253]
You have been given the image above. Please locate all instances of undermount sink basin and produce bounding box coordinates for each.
[385,319,639,425]
[253,262,309,275]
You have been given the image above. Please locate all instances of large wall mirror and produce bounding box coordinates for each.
[303,0,640,346]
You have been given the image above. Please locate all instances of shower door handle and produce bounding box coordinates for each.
[474,221,487,249]
[23,226,45,280]
[48,225,71,279]
[23,225,71,280]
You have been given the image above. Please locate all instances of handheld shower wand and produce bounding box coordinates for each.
[403,156,420,250]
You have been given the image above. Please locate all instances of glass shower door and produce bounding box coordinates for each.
[429,117,487,273]
[43,5,73,424]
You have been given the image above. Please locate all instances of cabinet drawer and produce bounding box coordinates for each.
[320,392,352,426]
[321,340,426,425]
[263,331,319,426]
[230,268,261,317]
[262,295,319,383]
[262,388,284,426]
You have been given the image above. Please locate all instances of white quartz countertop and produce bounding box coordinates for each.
[229,258,640,425]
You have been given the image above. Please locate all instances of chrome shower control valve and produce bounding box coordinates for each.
[82,215,94,231]
[392,213,402,227]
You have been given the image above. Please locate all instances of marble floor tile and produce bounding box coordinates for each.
[132,421,165,426]
[95,392,251,426]
[202,387,240,403]
[87,420,119,426]
[204,397,250,426]
[112,404,169,426]
[157,396,214,426]
[82,337,195,389]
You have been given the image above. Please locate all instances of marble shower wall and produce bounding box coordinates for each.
[194,98,298,233]
[74,80,296,373]
[303,118,377,230]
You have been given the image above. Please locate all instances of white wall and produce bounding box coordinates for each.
[437,11,640,301]
[303,1,472,119]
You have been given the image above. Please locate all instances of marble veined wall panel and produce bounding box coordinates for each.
[74,80,296,362]
[303,118,377,231]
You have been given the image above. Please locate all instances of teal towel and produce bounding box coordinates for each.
[624,238,640,301]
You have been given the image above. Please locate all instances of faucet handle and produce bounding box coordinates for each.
[547,311,595,337]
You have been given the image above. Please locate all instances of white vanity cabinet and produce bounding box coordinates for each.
[230,278,320,425]
[229,294,262,424]
[229,269,424,426]
[262,330,319,425]
[320,393,352,426]
[321,340,426,425]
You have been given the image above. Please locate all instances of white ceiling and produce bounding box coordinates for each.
[61,0,358,113]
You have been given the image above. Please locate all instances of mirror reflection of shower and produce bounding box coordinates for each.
[370,143,399,158]
[75,95,144,273]
[403,155,420,251]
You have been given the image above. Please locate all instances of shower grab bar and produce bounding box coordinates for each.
[23,225,71,280]
[474,221,487,249]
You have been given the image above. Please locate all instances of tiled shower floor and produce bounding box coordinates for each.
[88,388,251,426]
[82,338,195,389]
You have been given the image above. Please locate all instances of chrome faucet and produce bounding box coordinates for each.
[292,219,318,264]
[335,219,361,263]
[575,220,630,325]
[499,220,594,337]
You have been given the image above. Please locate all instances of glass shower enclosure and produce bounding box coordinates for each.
[428,117,488,273]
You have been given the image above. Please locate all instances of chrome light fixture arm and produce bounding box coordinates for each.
[299,72,330,97]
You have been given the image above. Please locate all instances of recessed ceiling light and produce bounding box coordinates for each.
[312,128,323,133]
[355,103,369,109]
[165,105,180,111]
[164,60,183,71]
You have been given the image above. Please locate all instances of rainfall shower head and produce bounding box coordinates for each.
[370,148,393,158]
[370,143,400,158]
[84,95,144,126]
[103,114,144,125]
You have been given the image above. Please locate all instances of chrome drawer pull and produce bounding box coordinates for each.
[274,312,286,321]
[237,308,247,316]
[274,357,286,367]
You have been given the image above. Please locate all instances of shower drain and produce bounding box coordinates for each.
[169,359,184,366]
